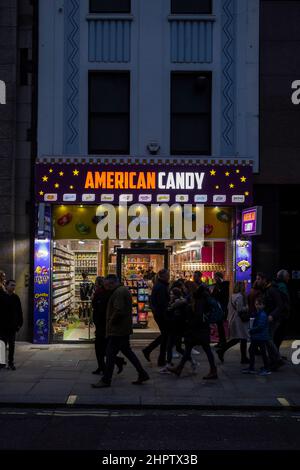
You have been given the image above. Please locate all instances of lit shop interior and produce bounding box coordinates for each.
[51,205,234,342]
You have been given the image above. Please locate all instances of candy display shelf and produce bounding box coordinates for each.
[52,245,75,322]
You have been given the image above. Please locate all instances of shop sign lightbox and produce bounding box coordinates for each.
[33,239,50,344]
[241,206,262,236]
[35,162,253,207]
[235,239,252,290]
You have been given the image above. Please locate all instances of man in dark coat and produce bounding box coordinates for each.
[92,276,126,375]
[256,272,284,370]
[142,269,170,367]
[3,280,23,370]
[92,275,149,388]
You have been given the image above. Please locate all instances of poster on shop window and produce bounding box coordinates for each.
[33,238,51,344]
[235,239,252,285]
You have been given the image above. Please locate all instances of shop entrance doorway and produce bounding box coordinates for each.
[117,247,169,330]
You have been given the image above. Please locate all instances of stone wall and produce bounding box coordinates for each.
[0,0,33,341]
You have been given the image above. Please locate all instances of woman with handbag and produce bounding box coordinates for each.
[216,282,250,364]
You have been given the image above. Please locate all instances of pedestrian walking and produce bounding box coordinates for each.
[4,280,23,370]
[211,272,229,348]
[216,282,250,364]
[273,269,290,353]
[169,284,218,380]
[163,287,188,373]
[242,297,271,376]
[92,276,126,375]
[255,272,284,370]
[92,275,149,388]
[142,269,170,367]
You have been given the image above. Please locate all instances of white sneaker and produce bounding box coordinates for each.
[159,365,172,374]
[192,348,200,355]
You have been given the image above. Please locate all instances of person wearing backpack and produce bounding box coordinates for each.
[169,284,218,380]
[216,282,250,364]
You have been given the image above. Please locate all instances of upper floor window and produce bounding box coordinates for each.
[171,72,212,155]
[171,0,212,14]
[90,0,131,13]
[89,72,130,155]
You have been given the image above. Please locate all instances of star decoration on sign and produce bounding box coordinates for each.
[73,169,79,176]
[59,171,64,177]
[39,191,44,196]
[240,176,246,182]
[229,184,235,189]
[54,183,59,189]
[210,170,216,176]
[225,172,230,177]
[236,169,240,174]
[42,176,48,182]
[49,169,53,173]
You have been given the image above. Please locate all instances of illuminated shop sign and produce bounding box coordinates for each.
[36,163,253,206]
[33,238,50,344]
[235,239,252,289]
[241,206,262,236]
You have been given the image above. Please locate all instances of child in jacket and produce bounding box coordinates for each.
[242,297,271,376]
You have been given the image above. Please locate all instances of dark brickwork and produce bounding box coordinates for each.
[0,0,34,341]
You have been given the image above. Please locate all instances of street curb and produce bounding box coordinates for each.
[0,402,299,411]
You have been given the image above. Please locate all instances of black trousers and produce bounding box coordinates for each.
[249,340,269,370]
[216,321,226,345]
[144,314,168,365]
[166,334,185,364]
[102,335,146,385]
[273,318,288,351]
[220,338,248,361]
[94,331,124,372]
[179,338,216,371]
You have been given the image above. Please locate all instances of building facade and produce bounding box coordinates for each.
[0,0,36,341]
[38,0,259,164]
[31,0,260,344]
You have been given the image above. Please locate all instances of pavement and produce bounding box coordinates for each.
[0,340,299,409]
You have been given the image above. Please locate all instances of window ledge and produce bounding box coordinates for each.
[86,14,134,21]
[168,15,216,22]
